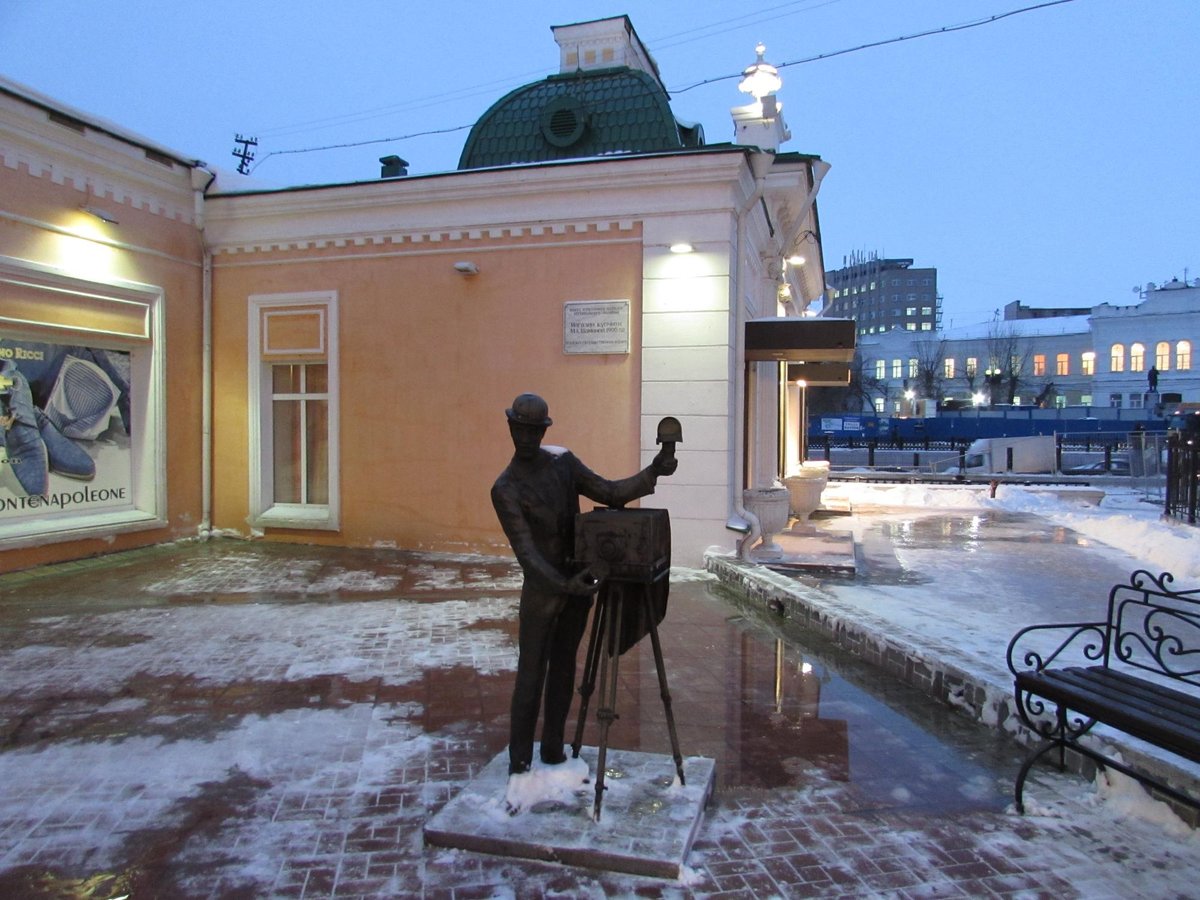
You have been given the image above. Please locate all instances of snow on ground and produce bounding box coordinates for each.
[824,480,1199,582]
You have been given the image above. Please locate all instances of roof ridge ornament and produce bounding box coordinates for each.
[738,44,782,100]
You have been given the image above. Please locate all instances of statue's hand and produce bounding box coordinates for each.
[565,569,603,597]
[651,449,678,477]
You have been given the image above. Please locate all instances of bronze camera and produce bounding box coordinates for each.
[574,507,670,585]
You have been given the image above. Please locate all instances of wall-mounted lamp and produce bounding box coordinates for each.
[81,205,119,225]
[453,261,479,276]
[787,254,806,267]
[669,242,695,254]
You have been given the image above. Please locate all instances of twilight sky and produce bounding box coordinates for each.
[1,0,1196,324]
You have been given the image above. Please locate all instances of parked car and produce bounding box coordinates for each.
[1062,459,1131,476]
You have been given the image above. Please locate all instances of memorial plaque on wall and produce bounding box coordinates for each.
[563,300,630,355]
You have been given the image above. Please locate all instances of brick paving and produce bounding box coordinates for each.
[0,540,1194,898]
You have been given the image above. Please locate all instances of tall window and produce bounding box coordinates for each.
[271,364,329,505]
[908,358,919,378]
[1081,351,1095,376]
[1130,342,1145,372]
[943,358,955,379]
[1056,353,1069,376]
[874,359,885,379]
[1178,340,1192,370]
[1155,341,1170,370]
[1032,354,1046,377]
[249,292,339,530]
[1110,343,1125,372]
[966,357,977,377]
[892,358,902,379]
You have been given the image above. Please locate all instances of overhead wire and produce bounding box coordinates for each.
[248,0,1078,172]
[671,0,1079,93]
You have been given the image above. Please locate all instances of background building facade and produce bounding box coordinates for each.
[824,252,941,337]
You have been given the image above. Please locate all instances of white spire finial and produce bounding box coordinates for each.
[739,43,782,100]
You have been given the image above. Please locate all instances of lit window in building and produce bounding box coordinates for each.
[1081,351,1095,375]
[1056,353,1069,376]
[1110,393,1123,408]
[943,358,955,379]
[921,306,932,315]
[874,397,885,413]
[906,323,917,331]
[1130,342,1145,372]
[906,307,916,316]
[892,358,902,378]
[908,358,919,378]
[1110,343,1125,372]
[870,281,876,290]
[966,357,977,377]
[920,322,932,331]
[1032,354,1046,377]
[873,359,884,379]
[1178,340,1192,370]
[1155,341,1170,370]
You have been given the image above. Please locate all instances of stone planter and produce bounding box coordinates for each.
[783,461,829,533]
[742,486,791,560]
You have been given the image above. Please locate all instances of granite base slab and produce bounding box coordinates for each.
[424,746,716,879]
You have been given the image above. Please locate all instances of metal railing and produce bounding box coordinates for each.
[1165,433,1199,525]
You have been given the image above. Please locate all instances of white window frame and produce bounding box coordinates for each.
[248,291,339,531]
[0,257,166,548]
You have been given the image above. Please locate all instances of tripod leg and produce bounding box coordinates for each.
[593,589,625,822]
[647,598,686,786]
[571,595,607,759]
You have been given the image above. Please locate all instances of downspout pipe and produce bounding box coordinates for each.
[192,166,217,539]
[728,150,774,558]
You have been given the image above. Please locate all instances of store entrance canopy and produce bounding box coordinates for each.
[786,361,850,386]
[744,317,855,363]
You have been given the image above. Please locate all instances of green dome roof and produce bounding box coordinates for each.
[458,67,703,170]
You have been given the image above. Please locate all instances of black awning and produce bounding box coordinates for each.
[745,317,855,362]
[786,361,850,386]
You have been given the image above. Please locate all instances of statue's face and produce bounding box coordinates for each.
[508,421,546,460]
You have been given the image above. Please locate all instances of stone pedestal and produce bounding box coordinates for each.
[424,746,716,879]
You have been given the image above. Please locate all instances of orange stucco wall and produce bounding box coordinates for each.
[210,226,645,556]
[0,161,205,574]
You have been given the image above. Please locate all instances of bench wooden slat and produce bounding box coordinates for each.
[1018,668,1200,734]
[1084,668,1200,721]
[1016,667,1200,763]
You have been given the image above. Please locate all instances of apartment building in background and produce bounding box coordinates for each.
[823,252,941,337]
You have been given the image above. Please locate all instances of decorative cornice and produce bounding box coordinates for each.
[210,219,640,258]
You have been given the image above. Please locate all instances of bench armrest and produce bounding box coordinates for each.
[1006,621,1109,676]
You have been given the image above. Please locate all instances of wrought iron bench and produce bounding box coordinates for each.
[1006,569,1200,815]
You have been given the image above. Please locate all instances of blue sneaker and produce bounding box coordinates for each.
[1,361,49,497]
[36,408,95,481]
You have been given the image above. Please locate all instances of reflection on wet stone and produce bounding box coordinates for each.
[0,539,1053,895]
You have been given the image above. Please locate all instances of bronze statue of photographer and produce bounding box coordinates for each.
[491,393,676,777]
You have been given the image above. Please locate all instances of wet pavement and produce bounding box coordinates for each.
[0,528,1195,898]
